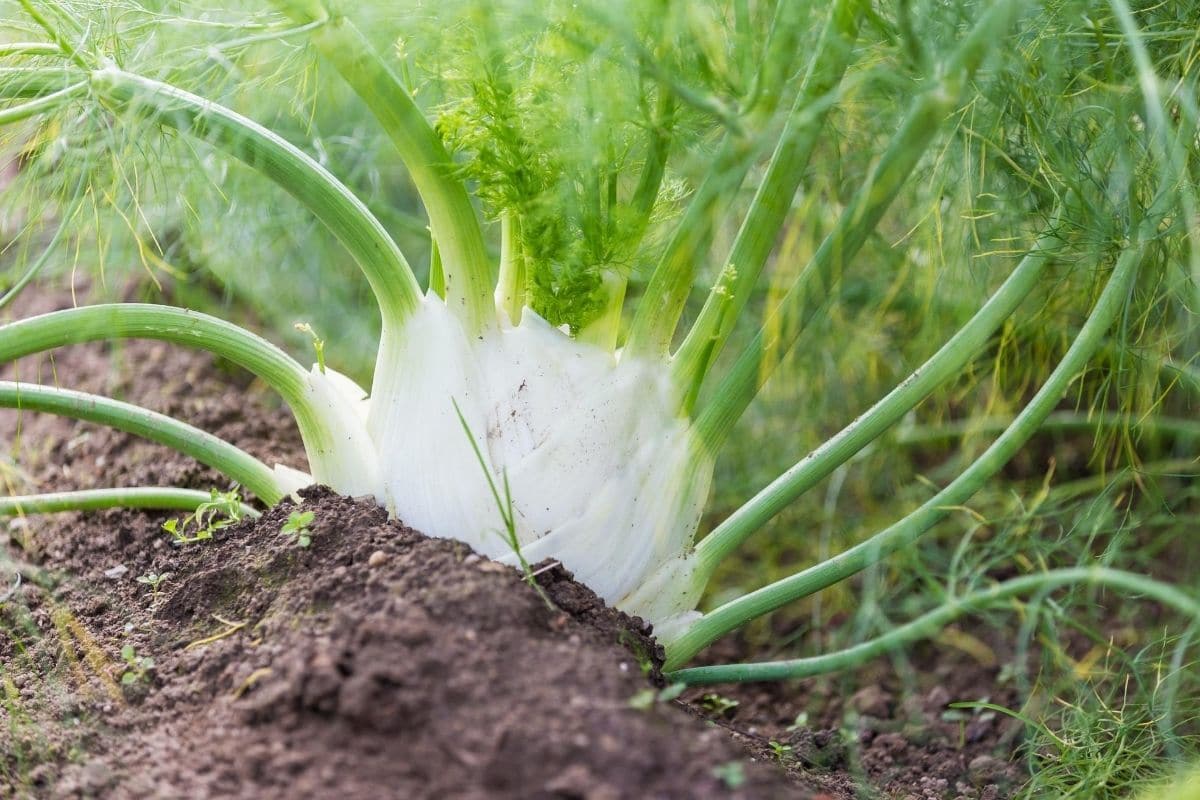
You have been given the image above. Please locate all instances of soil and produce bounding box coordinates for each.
[1,283,1025,799]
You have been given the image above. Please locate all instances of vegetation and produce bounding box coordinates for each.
[279,509,314,547]
[0,0,1196,794]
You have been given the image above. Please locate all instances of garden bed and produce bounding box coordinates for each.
[1,285,1023,799]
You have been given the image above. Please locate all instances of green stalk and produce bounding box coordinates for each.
[0,42,64,58]
[495,212,526,324]
[693,0,1019,447]
[0,66,78,98]
[578,94,675,351]
[577,273,627,351]
[619,134,750,358]
[0,303,362,481]
[664,221,1148,669]
[693,226,1059,578]
[0,79,83,125]
[896,411,1200,445]
[600,0,817,358]
[16,0,89,69]
[0,487,260,519]
[271,1,493,331]
[627,94,674,234]
[671,0,866,398]
[0,304,307,400]
[0,381,283,504]
[667,567,1200,685]
[87,66,422,325]
[428,240,445,299]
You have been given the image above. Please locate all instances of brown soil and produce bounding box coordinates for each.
[1,283,1024,799]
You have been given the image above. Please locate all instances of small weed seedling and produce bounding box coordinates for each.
[711,762,746,790]
[453,399,552,608]
[162,488,246,545]
[119,644,155,685]
[768,740,794,763]
[786,712,810,732]
[136,571,170,597]
[698,693,740,717]
[280,510,315,548]
[627,681,687,710]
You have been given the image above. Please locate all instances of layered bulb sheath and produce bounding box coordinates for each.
[291,295,714,638]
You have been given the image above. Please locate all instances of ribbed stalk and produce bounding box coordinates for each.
[664,221,1148,669]
[1,487,260,519]
[0,66,78,98]
[270,1,494,331]
[0,42,64,58]
[668,567,1199,684]
[619,0,814,360]
[0,304,307,400]
[0,382,283,504]
[694,225,1059,578]
[623,135,754,358]
[577,96,675,351]
[0,303,352,455]
[495,213,526,325]
[0,80,84,125]
[671,0,867,398]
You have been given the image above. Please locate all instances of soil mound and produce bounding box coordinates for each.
[6,488,794,799]
[2,285,1023,798]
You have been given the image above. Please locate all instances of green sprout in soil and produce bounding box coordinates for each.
[279,510,315,548]
[119,644,154,686]
[711,762,746,790]
[628,681,687,711]
[768,740,794,764]
[135,571,170,598]
[161,488,248,545]
[698,693,740,717]
[0,6,1196,789]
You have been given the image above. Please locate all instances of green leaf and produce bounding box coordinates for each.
[656,682,687,702]
[627,688,656,710]
[282,509,315,535]
[711,762,745,789]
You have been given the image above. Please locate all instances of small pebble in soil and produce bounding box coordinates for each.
[103,565,128,579]
[849,685,893,718]
[367,550,388,568]
[967,754,1009,786]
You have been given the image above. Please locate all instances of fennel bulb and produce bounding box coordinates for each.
[299,295,713,636]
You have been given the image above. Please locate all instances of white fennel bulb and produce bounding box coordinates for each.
[307,294,714,635]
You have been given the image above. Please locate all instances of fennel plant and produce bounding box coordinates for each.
[0,0,1196,684]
